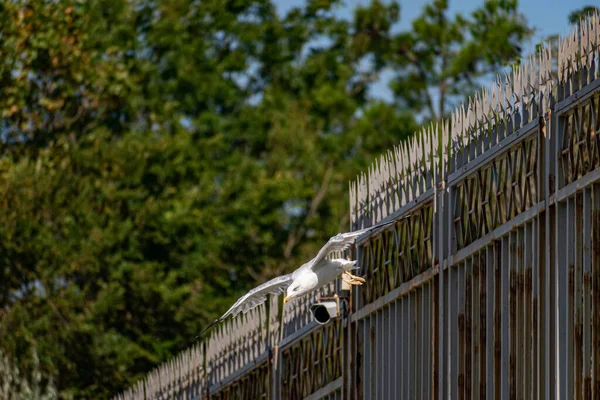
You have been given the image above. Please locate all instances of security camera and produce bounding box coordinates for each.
[310,297,341,325]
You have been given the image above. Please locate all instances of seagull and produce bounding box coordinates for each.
[197,219,395,337]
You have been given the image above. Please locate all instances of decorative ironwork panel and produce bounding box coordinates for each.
[206,303,270,385]
[211,362,270,400]
[358,201,434,306]
[356,282,435,400]
[553,184,600,398]
[453,135,538,250]
[281,319,343,400]
[559,94,600,187]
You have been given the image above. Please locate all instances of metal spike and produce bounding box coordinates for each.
[571,26,579,73]
[483,87,491,122]
[490,81,498,114]
[460,103,469,147]
[513,64,522,104]
[504,72,513,110]
[349,181,356,224]
[497,76,505,115]
[474,91,482,124]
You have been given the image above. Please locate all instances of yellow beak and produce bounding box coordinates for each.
[284,296,292,303]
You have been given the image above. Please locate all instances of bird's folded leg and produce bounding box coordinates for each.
[345,272,366,283]
[341,276,363,286]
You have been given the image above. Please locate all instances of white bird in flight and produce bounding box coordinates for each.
[198,219,394,337]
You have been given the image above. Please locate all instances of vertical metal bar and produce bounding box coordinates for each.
[419,287,425,400]
[416,290,422,400]
[593,183,600,398]
[533,206,541,400]
[495,240,502,400]
[432,275,439,400]
[387,301,398,399]
[583,187,592,400]
[388,304,394,400]
[377,308,382,400]
[501,235,510,400]
[387,302,392,400]
[354,247,365,400]
[395,300,402,400]
[390,300,395,400]
[534,100,544,400]
[537,205,545,400]
[575,193,584,400]
[356,317,363,400]
[424,282,431,400]
[364,317,370,400]
[568,197,575,398]
[486,244,495,400]
[444,267,450,400]
[478,251,486,399]
[403,297,409,399]
[544,105,554,400]
[438,178,449,400]
[473,254,481,400]
[526,221,534,400]
[273,313,281,400]
[374,309,380,400]
[447,183,457,400]
[549,195,557,400]
[517,227,524,400]
[465,258,473,400]
[518,222,531,398]
[436,121,446,400]
[458,262,466,400]
[451,265,458,400]
[423,287,429,400]
[344,301,348,400]
[509,231,516,400]
[558,199,569,399]
[410,292,415,399]
[370,313,375,400]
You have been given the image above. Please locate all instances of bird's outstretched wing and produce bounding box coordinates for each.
[311,219,397,267]
[197,274,293,338]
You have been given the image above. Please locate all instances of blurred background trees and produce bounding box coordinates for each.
[0,0,586,397]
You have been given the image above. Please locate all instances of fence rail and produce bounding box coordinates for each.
[114,12,600,400]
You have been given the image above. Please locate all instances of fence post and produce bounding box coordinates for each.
[436,121,449,400]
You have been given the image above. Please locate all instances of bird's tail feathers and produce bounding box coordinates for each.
[339,259,358,271]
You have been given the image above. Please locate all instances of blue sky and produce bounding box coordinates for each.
[274,0,591,39]
[273,0,593,101]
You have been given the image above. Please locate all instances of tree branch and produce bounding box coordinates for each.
[439,11,447,117]
[398,46,437,119]
[283,164,333,259]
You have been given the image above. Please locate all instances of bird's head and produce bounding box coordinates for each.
[284,281,310,303]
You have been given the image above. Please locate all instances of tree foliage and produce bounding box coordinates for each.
[568,5,599,25]
[388,0,532,121]
[0,0,534,398]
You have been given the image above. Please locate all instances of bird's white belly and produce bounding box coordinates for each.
[313,259,345,287]
[294,260,343,291]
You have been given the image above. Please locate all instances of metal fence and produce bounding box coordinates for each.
[113,13,600,400]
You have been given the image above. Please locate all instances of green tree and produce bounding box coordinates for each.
[0,0,534,398]
[388,0,532,121]
[568,5,599,25]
